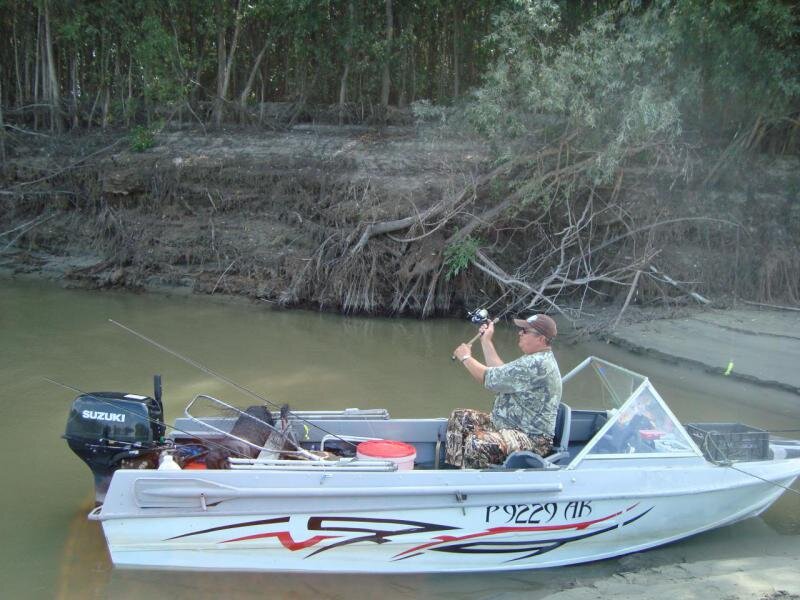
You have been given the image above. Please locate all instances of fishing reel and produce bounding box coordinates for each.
[467,308,490,324]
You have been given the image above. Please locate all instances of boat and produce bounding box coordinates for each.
[63,356,800,573]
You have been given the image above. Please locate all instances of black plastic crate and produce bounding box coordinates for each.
[686,423,770,462]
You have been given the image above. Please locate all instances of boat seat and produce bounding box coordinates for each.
[502,451,551,469]
[547,402,572,464]
[502,403,572,469]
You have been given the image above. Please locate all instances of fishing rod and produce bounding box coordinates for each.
[452,287,544,360]
[47,377,254,461]
[108,319,360,451]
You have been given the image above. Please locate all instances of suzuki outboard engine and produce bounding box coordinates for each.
[64,376,166,504]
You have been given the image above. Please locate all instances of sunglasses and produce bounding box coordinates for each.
[517,328,540,336]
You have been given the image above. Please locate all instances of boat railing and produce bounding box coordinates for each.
[228,457,398,472]
[286,408,390,420]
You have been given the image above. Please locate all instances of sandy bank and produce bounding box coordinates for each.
[545,556,800,600]
[604,306,800,395]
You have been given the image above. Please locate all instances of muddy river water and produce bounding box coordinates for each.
[1,278,798,599]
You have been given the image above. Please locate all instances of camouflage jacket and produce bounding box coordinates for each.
[484,350,562,439]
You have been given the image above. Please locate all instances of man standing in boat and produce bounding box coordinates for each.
[448,314,562,468]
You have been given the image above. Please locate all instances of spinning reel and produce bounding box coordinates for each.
[467,308,490,324]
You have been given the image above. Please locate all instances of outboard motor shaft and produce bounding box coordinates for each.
[64,383,165,504]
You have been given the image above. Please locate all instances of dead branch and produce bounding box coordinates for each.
[648,264,710,305]
[9,137,125,191]
[613,269,641,329]
[1,213,58,253]
[741,300,800,312]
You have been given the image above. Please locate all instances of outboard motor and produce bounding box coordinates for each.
[64,376,166,504]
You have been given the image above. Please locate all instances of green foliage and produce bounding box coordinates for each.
[129,125,156,152]
[444,237,481,280]
[2,0,797,141]
[666,0,800,135]
[133,14,185,107]
[469,0,800,164]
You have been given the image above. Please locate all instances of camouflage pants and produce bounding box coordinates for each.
[445,409,553,469]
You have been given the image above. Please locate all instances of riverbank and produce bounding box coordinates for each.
[3,125,799,320]
[546,557,800,600]
[601,305,800,395]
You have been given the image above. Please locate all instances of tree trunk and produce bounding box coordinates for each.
[108,52,120,129]
[452,3,461,99]
[397,10,407,108]
[126,55,133,126]
[87,87,101,130]
[70,52,79,129]
[259,70,265,124]
[380,0,393,108]
[43,0,62,132]
[239,39,269,123]
[410,32,416,103]
[338,0,354,125]
[338,63,350,125]
[12,16,23,107]
[213,0,242,128]
[426,25,436,101]
[24,34,31,106]
[33,10,41,129]
[0,75,6,163]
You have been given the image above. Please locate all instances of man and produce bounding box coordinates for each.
[447,314,562,468]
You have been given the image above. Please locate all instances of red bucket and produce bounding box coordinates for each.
[356,440,416,470]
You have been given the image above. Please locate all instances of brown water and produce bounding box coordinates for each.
[1,278,798,600]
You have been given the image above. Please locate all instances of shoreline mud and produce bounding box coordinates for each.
[600,307,800,396]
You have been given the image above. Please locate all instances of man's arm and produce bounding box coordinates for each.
[453,343,489,384]
[479,321,504,367]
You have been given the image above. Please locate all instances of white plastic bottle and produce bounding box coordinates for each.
[158,452,182,471]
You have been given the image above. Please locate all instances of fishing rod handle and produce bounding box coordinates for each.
[451,318,500,361]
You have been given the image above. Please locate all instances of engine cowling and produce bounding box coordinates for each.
[64,391,165,503]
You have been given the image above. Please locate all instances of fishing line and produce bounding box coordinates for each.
[108,319,359,450]
[476,287,515,316]
[701,430,800,497]
[722,463,800,498]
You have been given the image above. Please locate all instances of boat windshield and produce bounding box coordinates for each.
[584,384,696,456]
[561,356,647,410]
[561,357,699,460]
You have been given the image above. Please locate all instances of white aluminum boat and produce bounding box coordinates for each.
[64,356,800,573]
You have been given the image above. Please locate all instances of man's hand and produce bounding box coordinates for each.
[453,343,472,362]
[479,320,495,342]
[480,320,504,367]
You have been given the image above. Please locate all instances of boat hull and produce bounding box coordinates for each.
[95,458,800,573]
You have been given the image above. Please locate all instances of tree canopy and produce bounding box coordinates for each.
[1,0,797,150]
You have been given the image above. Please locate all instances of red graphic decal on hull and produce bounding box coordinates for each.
[222,531,339,551]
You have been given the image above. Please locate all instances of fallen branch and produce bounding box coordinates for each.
[350,204,444,255]
[613,269,641,329]
[741,300,800,313]
[211,260,237,294]
[0,213,58,253]
[12,137,125,189]
[648,265,710,305]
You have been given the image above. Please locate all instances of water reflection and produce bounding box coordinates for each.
[1,278,798,599]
